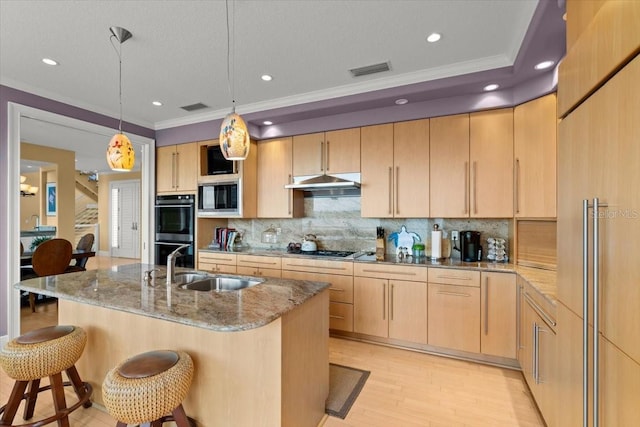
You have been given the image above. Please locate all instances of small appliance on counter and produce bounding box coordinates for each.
[301,234,318,252]
[460,230,482,262]
[261,225,278,245]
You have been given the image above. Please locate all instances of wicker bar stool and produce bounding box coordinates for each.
[0,325,93,426]
[102,350,195,427]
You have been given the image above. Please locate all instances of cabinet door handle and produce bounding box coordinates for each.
[329,287,344,292]
[395,166,400,215]
[175,151,180,188]
[524,292,556,327]
[390,283,394,321]
[484,276,489,335]
[515,158,520,214]
[464,161,469,215]
[326,140,330,171]
[532,322,539,384]
[320,141,324,172]
[473,161,478,214]
[361,268,417,276]
[434,274,472,281]
[329,315,345,320]
[388,167,393,215]
[172,152,177,188]
[288,174,292,215]
[436,290,470,297]
[382,282,386,320]
[592,197,603,427]
[239,260,277,266]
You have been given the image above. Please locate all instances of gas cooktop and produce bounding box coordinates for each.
[287,249,355,258]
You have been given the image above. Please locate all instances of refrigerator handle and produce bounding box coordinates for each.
[593,197,601,427]
[582,199,589,427]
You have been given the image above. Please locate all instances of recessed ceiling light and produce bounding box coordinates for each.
[484,84,499,91]
[426,33,441,43]
[261,74,273,81]
[395,98,409,105]
[534,60,555,70]
[42,58,58,66]
[152,101,163,106]
[263,121,273,125]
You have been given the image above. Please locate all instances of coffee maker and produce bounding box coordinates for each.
[460,231,482,262]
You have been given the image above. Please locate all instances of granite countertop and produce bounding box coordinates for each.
[516,266,558,306]
[14,263,329,332]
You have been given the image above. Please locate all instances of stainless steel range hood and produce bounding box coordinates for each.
[284,173,361,197]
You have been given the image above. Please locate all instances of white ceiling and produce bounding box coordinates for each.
[1,0,561,174]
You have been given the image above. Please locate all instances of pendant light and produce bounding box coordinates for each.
[219,0,250,161]
[106,26,135,171]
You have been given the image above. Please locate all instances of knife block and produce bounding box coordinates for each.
[375,237,386,261]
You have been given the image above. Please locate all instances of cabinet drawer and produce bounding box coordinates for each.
[330,302,353,332]
[236,265,281,279]
[237,254,282,269]
[198,252,237,265]
[354,263,427,282]
[199,262,237,274]
[428,267,480,287]
[282,270,353,303]
[282,258,353,275]
[428,283,480,353]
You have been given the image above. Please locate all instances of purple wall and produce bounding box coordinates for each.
[0,85,154,336]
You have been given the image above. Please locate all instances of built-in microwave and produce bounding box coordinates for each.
[197,181,240,217]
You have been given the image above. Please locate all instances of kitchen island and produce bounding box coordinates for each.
[14,263,330,427]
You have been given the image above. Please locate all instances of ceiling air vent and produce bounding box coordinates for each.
[180,102,209,112]
[349,61,391,77]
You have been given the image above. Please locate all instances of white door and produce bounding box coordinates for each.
[110,180,140,258]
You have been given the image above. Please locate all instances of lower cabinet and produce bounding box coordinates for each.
[197,252,237,274]
[427,268,480,353]
[519,278,557,426]
[236,254,282,278]
[353,263,428,344]
[481,272,517,359]
[282,258,354,332]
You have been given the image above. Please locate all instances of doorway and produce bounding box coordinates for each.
[110,180,141,259]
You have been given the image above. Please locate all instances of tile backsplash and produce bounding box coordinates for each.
[226,197,511,259]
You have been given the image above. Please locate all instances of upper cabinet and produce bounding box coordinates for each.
[257,138,303,218]
[469,108,514,218]
[156,142,198,193]
[430,109,514,218]
[514,94,557,218]
[292,128,360,176]
[360,120,429,218]
[430,114,470,217]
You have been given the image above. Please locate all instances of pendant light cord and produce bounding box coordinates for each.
[110,35,123,133]
[225,0,235,113]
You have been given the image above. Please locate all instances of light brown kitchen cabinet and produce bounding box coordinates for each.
[353,263,428,344]
[156,143,198,193]
[514,94,557,218]
[292,128,360,176]
[427,268,480,353]
[430,110,513,218]
[360,119,429,218]
[430,114,470,217]
[480,272,516,359]
[520,283,557,427]
[236,254,281,278]
[281,258,354,332]
[256,138,303,218]
[197,251,237,274]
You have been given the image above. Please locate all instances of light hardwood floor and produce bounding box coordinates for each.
[5,256,545,426]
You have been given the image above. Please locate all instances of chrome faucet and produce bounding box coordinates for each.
[166,244,191,285]
[29,214,40,229]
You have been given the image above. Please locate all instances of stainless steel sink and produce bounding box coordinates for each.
[178,276,263,291]
[174,272,209,285]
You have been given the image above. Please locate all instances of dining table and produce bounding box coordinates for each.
[20,249,96,267]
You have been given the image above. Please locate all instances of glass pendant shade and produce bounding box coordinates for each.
[20,175,27,183]
[107,133,135,171]
[219,112,250,160]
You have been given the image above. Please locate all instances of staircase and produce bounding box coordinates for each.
[74,206,98,247]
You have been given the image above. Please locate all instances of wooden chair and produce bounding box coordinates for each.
[23,238,73,312]
[65,233,95,273]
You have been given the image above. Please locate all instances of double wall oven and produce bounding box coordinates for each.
[154,194,195,268]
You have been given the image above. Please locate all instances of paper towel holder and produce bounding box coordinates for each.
[431,224,443,260]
